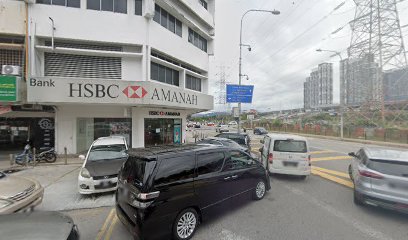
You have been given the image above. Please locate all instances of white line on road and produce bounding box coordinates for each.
[219,229,250,240]
[283,184,394,240]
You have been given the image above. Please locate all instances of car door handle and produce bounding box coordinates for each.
[231,175,238,179]
[224,176,231,180]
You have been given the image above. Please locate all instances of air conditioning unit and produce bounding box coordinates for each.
[2,65,21,76]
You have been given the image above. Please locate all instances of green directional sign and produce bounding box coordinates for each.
[0,76,18,102]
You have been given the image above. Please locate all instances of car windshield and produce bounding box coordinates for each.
[367,159,408,177]
[221,140,242,148]
[274,140,307,153]
[87,144,127,161]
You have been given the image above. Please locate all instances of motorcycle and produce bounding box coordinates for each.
[15,143,57,165]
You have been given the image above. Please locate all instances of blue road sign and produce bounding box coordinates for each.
[226,84,254,103]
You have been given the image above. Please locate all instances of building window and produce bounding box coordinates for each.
[199,0,207,10]
[135,0,142,15]
[188,28,207,52]
[154,5,182,37]
[36,0,80,8]
[151,51,202,75]
[151,62,179,86]
[87,0,127,13]
[186,75,201,92]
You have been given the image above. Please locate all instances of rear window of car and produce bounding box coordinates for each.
[154,155,195,186]
[367,159,408,177]
[273,140,307,153]
[121,157,157,186]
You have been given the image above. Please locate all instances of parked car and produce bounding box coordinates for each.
[253,127,268,135]
[116,145,270,240]
[197,137,250,154]
[0,211,79,240]
[348,147,408,212]
[0,171,44,215]
[215,132,251,150]
[259,134,310,179]
[215,124,229,133]
[228,121,238,126]
[194,122,201,128]
[187,122,195,128]
[207,122,215,127]
[78,136,128,194]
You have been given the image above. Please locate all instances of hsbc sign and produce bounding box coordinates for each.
[27,77,213,110]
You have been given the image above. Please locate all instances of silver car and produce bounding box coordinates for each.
[348,147,408,212]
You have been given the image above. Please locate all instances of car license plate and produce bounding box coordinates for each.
[283,161,298,167]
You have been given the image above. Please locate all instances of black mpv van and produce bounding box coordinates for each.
[115,145,270,240]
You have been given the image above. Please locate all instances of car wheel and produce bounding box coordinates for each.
[253,179,267,200]
[173,208,199,240]
[353,189,364,206]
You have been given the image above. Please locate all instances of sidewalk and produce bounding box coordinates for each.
[0,156,83,171]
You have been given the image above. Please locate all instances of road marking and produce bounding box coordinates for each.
[312,166,350,179]
[96,208,115,240]
[311,156,352,162]
[220,229,250,240]
[312,169,354,188]
[310,150,335,154]
[45,166,81,188]
[104,215,118,240]
[283,184,394,240]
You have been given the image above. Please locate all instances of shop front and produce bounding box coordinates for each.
[27,77,213,154]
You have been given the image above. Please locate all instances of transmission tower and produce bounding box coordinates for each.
[346,0,407,124]
[215,66,230,112]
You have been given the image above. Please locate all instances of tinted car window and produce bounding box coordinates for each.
[367,159,408,177]
[154,155,195,186]
[121,157,156,186]
[220,140,242,148]
[197,152,225,175]
[273,140,307,153]
[224,151,254,171]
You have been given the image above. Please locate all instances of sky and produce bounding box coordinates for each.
[209,0,408,112]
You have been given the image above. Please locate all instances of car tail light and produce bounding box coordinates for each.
[307,155,311,166]
[129,191,160,209]
[268,153,273,164]
[358,169,383,179]
[137,191,160,200]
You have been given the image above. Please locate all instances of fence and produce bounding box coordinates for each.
[245,122,408,144]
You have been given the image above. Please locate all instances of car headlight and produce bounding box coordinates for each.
[0,199,12,209]
[80,168,91,178]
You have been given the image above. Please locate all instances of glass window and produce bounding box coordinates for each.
[188,28,207,52]
[87,0,100,10]
[87,144,127,161]
[158,64,165,83]
[67,0,80,7]
[165,68,173,85]
[197,152,225,175]
[151,63,159,81]
[101,0,114,11]
[135,0,142,15]
[114,0,127,13]
[154,156,195,186]
[273,140,307,153]
[224,151,254,171]
[173,70,179,86]
[186,76,192,89]
[367,159,408,177]
[176,20,182,37]
[37,0,52,4]
[52,0,65,6]
[153,5,160,23]
[160,9,168,28]
[199,0,207,9]
[168,15,176,33]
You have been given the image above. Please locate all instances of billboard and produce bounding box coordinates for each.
[0,76,18,102]
[226,84,254,103]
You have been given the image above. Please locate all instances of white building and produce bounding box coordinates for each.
[7,0,215,154]
[303,63,333,109]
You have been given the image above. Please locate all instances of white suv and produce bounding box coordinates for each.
[78,136,128,194]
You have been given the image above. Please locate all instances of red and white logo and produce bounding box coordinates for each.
[122,86,148,98]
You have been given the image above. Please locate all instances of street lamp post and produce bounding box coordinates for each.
[238,9,280,134]
[316,49,344,139]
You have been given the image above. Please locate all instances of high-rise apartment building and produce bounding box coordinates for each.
[303,63,333,109]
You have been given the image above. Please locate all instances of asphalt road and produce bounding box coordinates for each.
[8,129,408,240]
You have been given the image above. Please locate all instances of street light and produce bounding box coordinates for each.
[315,48,345,139]
[237,9,280,134]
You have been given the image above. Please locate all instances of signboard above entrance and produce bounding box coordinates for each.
[27,77,213,110]
[0,76,19,102]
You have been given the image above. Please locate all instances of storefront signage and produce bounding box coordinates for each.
[27,77,213,110]
[149,111,181,116]
[0,76,18,102]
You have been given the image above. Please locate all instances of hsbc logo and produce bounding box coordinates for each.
[69,83,148,99]
[122,86,148,99]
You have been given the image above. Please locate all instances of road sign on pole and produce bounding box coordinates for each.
[226,84,254,103]
[232,107,240,118]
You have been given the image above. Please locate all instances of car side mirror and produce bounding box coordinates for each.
[79,155,85,160]
[348,152,356,157]
[259,147,263,153]
[260,139,264,144]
